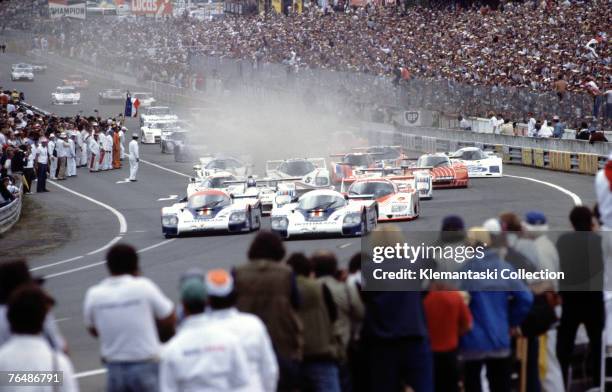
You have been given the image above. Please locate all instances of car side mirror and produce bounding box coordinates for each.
[189,177,196,183]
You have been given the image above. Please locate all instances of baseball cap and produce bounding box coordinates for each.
[523,211,548,232]
[205,269,234,297]
[180,277,207,303]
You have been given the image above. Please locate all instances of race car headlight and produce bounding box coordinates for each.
[162,215,178,226]
[391,204,407,212]
[343,213,361,225]
[275,195,292,206]
[271,216,288,229]
[229,211,246,222]
[315,176,329,186]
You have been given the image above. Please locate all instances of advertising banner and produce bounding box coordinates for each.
[48,0,86,19]
[131,0,172,16]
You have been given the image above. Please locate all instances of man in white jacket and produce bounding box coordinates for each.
[67,133,77,177]
[128,134,139,182]
[89,133,100,172]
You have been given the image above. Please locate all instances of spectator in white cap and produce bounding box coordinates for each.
[160,276,250,392]
[202,269,279,392]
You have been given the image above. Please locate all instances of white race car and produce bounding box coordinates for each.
[266,158,331,189]
[11,64,34,81]
[271,189,377,239]
[140,119,178,144]
[195,156,251,178]
[343,166,433,200]
[448,147,503,178]
[98,89,126,104]
[161,190,262,238]
[139,106,178,126]
[186,171,245,198]
[51,86,80,105]
[132,92,156,108]
[346,178,419,222]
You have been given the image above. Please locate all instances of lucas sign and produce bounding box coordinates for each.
[48,0,86,19]
[131,0,173,16]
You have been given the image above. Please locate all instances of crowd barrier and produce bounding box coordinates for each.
[363,123,608,175]
[0,181,23,235]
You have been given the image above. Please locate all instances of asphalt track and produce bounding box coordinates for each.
[0,52,600,391]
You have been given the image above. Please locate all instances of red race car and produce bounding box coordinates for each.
[404,153,469,189]
[62,74,89,89]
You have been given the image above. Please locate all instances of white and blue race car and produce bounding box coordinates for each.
[271,189,377,239]
[161,190,262,238]
[448,147,503,178]
[266,158,332,190]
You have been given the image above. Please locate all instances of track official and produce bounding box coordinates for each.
[128,134,139,182]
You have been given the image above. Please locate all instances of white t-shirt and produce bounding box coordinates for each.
[0,335,78,392]
[36,145,48,165]
[596,169,612,228]
[527,118,536,137]
[539,125,553,138]
[202,308,278,392]
[83,275,173,362]
[160,314,250,392]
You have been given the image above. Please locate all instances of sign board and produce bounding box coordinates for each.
[131,0,172,16]
[49,0,86,19]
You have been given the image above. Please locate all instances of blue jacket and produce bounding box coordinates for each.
[362,291,428,340]
[459,250,533,355]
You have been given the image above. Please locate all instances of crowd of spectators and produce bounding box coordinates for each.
[1,183,611,391]
[0,0,609,129]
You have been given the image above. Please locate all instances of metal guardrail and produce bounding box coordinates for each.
[363,123,608,175]
[0,181,23,235]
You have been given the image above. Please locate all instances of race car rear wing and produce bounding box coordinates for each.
[345,194,375,200]
[351,145,402,151]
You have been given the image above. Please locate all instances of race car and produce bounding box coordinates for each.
[140,119,177,144]
[186,171,245,198]
[11,64,34,81]
[354,145,407,166]
[346,178,419,222]
[330,152,376,184]
[62,74,89,89]
[161,128,187,154]
[448,147,503,178]
[194,156,251,178]
[161,190,262,238]
[30,62,47,73]
[132,92,156,108]
[139,106,178,126]
[342,166,433,200]
[98,89,126,104]
[270,189,378,239]
[266,158,331,189]
[51,86,80,105]
[410,153,469,189]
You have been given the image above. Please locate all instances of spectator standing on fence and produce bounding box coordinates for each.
[159,276,250,391]
[35,137,49,193]
[526,112,537,137]
[83,244,176,392]
[0,285,79,392]
[556,206,605,389]
[553,75,568,102]
[585,77,602,119]
[233,231,303,391]
[202,269,279,392]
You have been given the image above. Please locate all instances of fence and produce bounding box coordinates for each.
[0,181,23,235]
[362,123,608,175]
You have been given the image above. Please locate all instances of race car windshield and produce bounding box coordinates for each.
[133,93,152,100]
[202,176,236,188]
[298,195,346,210]
[349,181,394,197]
[278,161,315,176]
[148,108,172,116]
[188,193,230,209]
[459,150,487,160]
[418,156,450,167]
[368,147,400,160]
[57,87,76,93]
[206,159,241,170]
[343,154,371,166]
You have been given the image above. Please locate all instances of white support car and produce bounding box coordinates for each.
[132,92,156,108]
[51,86,80,105]
[266,158,332,189]
[140,119,178,144]
[139,106,178,126]
[161,190,262,237]
[448,147,503,178]
[271,189,378,239]
[11,64,34,81]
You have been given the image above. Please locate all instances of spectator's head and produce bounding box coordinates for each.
[499,212,523,232]
[180,277,207,316]
[581,121,589,130]
[466,227,491,248]
[0,259,33,304]
[523,211,548,233]
[7,284,54,335]
[483,218,503,247]
[286,253,311,277]
[106,243,139,276]
[312,250,338,278]
[205,269,236,310]
[458,115,463,121]
[348,252,361,274]
[439,215,465,243]
[553,115,559,123]
[247,230,286,262]
[569,206,594,231]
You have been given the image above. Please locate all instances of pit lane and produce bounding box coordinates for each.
[0,52,598,391]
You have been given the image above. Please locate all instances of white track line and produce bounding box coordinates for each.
[74,369,107,379]
[505,174,583,206]
[30,256,83,272]
[140,159,191,178]
[86,235,123,256]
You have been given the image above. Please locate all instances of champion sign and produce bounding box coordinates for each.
[131,0,173,16]
[48,1,86,19]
